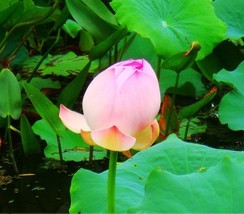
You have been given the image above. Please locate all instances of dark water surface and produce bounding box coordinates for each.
[0,159,108,213]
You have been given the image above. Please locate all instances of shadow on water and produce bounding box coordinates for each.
[0,157,108,213]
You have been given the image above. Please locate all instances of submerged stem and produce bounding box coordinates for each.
[157,56,162,80]
[165,72,180,136]
[184,118,192,141]
[7,116,19,175]
[89,146,94,164]
[107,151,118,213]
[57,134,63,163]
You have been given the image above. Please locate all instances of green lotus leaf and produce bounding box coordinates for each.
[160,68,206,98]
[20,52,97,76]
[214,61,244,95]
[213,62,244,131]
[33,119,106,161]
[62,19,82,38]
[129,157,244,213]
[179,87,217,119]
[0,68,22,119]
[69,134,244,213]
[214,0,244,43]
[217,91,244,131]
[111,0,226,60]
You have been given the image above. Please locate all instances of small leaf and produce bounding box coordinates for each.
[23,82,64,133]
[179,86,217,119]
[0,68,22,119]
[62,19,82,38]
[32,119,106,161]
[162,41,201,73]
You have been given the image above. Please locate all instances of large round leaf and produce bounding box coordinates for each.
[111,0,226,60]
[129,157,244,213]
[214,0,244,43]
[69,134,244,213]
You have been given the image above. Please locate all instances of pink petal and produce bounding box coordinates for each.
[91,126,136,151]
[112,69,161,134]
[132,120,160,150]
[121,59,158,81]
[82,69,117,130]
[59,104,90,133]
[83,60,161,135]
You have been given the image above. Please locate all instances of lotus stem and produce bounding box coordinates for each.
[157,56,162,79]
[57,134,63,163]
[7,115,19,175]
[107,150,118,213]
[165,72,180,136]
[89,146,94,164]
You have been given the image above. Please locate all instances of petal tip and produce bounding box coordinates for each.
[91,126,136,151]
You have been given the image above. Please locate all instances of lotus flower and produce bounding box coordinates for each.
[59,59,161,151]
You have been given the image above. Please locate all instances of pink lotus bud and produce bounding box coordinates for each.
[59,59,161,151]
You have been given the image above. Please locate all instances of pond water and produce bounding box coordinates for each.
[0,159,108,213]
